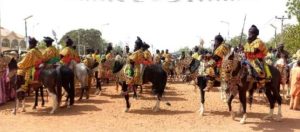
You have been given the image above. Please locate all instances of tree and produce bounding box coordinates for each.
[266,33,281,48]
[283,24,300,54]
[286,0,300,23]
[228,33,247,47]
[59,28,107,54]
[267,24,300,54]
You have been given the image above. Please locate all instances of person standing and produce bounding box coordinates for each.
[290,60,300,110]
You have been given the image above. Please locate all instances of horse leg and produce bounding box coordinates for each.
[227,95,235,120]
[78,87,84,101]
[263,88,275,120]
[239,90,247,124]
[33,89,38,110]
[198,77,206,116]
[122,83,130,112]
[86,86,90,100]
[153,94,162,112]
[248,87,255,111]
[40,86,45,107]
[49,92,58,114]
[21,99,26,112]
[273,85,283,121]
[133,85,138,99]
[139,85,143,94]
[12,99,19,114]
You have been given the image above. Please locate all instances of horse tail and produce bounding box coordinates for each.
[56,66,62,106]
[69,71,75,105]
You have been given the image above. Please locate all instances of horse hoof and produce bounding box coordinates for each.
[240,119,246,124]
[49,111,55,114]
[67,106,71,109]
[153,108,160,112]
[124,108,130,112]
[263,115,273,120]
[32,107,37,110]
[230,112,236,120]
[21,109,26,112]
[11,110,16,115]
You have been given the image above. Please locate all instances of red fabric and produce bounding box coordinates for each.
[246,52,266,60]
[143,60,152,66]
[62,55,72,64]
[34,69,41,81]
[216,60,222,68]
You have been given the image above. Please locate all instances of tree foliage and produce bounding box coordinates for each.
[228,33,247,47]
[59,28,108,54]
[282,24,300,54]
[286,0,300,23]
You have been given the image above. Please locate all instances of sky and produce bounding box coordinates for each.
[0,0,298,52]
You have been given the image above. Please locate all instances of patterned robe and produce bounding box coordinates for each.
[17,48,44,91]
[244,38,269,77]
[143,50,152,65]
[43,46,60,64]
[129,49,144,85]
[214,43,230,68]
[60,47,80,65]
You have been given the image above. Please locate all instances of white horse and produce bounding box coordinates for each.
[68,60,92,100]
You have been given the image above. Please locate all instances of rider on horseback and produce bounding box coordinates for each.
[154,49,161,65]
[162,49,173,73]
[212,34,230,75]
[128,37,145,95]
[17,37,44,93]
[192,46,201,60]
[42,37,60,65]
[202,52,217,92]
[243,25,271,87]
[142,42,153,65]
[60,37,80,65]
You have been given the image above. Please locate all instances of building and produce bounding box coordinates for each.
[0,27,26,51]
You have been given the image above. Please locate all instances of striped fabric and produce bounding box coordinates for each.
[43,46,59,64]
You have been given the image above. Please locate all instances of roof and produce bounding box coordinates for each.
[0,27,24,39]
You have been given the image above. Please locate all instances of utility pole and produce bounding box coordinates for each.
[270,24,277,48]
[275,15,291,43]
[24,15,33,52]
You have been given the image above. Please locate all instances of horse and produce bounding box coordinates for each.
[188,58,222,116]
[113,61,170,112]
[274,57,290,100]
[12,60,75,114]
[222,51,282,124]
[68,60,98,100]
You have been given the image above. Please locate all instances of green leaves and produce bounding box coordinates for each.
[286,0,300,23]
[59,28,107,54]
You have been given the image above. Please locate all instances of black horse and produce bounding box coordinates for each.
[113,61,169,112]
[222,52,282,124]
[188,58,221,116]
[11,60,75,114]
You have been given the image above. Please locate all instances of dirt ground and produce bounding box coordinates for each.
[0,82,300,132]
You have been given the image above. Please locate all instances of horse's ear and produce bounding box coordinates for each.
[228,52,235,60]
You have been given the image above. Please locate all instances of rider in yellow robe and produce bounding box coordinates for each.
[142,43,152,65]
[129,45,144,86]
[192,46,201,60]
[60,37,80,65]
[42,37,60,65]
[243,25,270,87]
[213,37,230,69]
[162,49,172,73]
[17,37,44,92]
[154,50,161,64]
